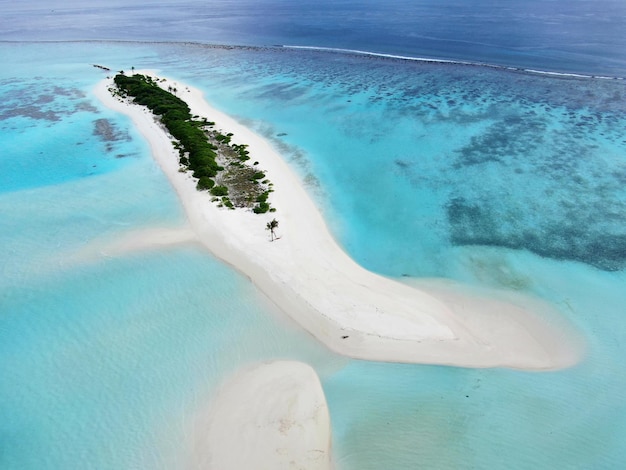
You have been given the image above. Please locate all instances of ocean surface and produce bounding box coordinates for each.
[1,2,626,469]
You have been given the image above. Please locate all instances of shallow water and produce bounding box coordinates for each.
[1,35,625,470]
[162,43,626,469]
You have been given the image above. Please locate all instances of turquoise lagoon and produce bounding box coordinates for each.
[1,42,625,469]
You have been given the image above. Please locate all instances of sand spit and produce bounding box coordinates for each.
[94,72,584,370]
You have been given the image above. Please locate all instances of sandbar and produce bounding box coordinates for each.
[191,361,331,470]
[94,72,583,370]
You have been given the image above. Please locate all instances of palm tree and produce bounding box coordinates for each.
[266,218,279,241]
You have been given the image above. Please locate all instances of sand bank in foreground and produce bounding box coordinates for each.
[191,361,331,470]
[94,73,583,370]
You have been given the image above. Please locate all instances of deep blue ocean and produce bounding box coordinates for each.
[1,2,625,469]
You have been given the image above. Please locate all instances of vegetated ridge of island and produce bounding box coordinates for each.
[112,73,275,214]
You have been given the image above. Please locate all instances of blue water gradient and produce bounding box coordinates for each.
[1,40,625,469]
[2,1,626,76]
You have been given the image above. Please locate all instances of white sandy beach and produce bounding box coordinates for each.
[94,72,583,370]
[191,361,331,470]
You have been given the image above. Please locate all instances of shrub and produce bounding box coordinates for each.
[197,176,215,190]
[253,202,270,214]
[215,133,231,144]
[210,185,228,197]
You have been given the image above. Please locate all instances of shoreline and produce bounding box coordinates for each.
[94,71,584,370]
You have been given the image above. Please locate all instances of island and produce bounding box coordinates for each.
[94,70,584,370]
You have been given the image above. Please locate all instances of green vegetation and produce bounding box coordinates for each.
[197,176,215,190]
[252,190,272,214]
[113,73,273,214]
[210,185,228,197]
[253,202,270,214]
[114,73,221,185]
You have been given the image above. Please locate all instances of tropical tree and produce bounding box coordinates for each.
[266,218,279,241]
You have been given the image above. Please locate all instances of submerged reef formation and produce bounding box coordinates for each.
[446,196,626,272]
